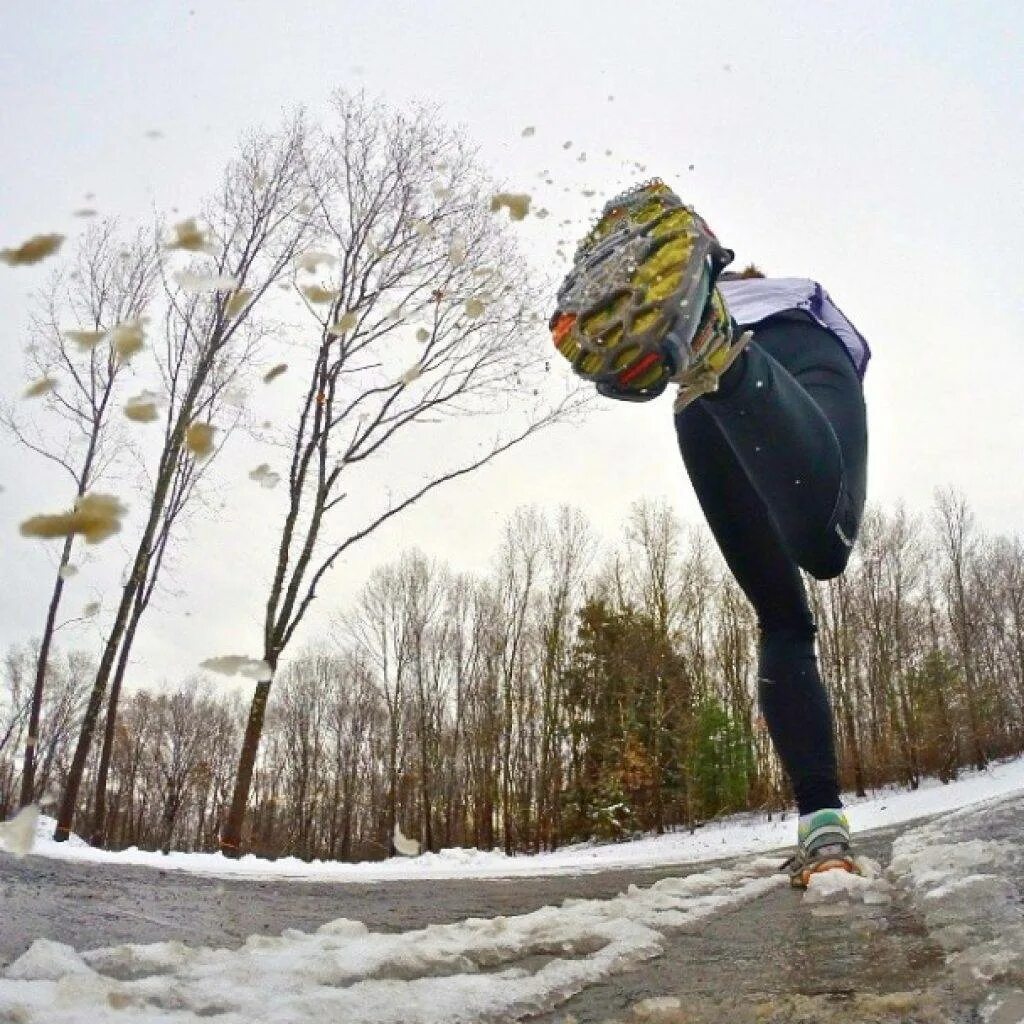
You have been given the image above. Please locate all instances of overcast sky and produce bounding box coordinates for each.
[1,1,1022,687]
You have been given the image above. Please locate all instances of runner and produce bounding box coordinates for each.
[550,180,869,886]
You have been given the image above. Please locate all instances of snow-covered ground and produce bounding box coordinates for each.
[3,758,1023,1023]
[14,753,1024,882]
[889,796,1024,1023]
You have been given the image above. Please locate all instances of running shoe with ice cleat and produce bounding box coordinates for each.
[550,179,752,411]
[782,808,860,889]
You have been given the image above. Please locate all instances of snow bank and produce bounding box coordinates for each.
[0,860,785,1024]
[889,793,1024,1022]
[21,754,1024,883]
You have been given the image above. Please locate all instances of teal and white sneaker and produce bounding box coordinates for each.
[783,808,858,889]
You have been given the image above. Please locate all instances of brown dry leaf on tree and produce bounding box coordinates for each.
[111,320,145,362]
[20,493,127,545]
[23,376,57,399]
[263,363,288,384]
[224,289,252,318]
[185,422,215,459]
[200,655,272,680]
[1,233,65,267]
[415,327,430,343]
[64,329,107,351]
[83,601,101,619]
[58,563,78,580]
[464,297,486,319]
[301,284,338,304]
[489,192,531,221]
[165,218,213,253]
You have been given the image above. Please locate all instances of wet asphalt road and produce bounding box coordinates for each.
[0,842,793,967]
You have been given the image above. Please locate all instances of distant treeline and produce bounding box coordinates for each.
[2,492,1021,861]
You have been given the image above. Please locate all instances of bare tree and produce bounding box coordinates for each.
[3,224,158,807]
[346,559,415,853]
[221,92,580,855]
[54,114,316,842]
[934,487,988,770]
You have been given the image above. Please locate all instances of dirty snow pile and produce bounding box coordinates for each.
[889,794,1024,1024]
[20,753,1024,883]
[801,853,894,919]
[0,860,785,1024]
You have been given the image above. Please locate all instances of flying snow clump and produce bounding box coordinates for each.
[124,391,162,423]
[0,805,39,857]
[23,376,56,399]
[224,289,252,319]
[20,493,127,545]
[1,233,65,266]
[110,320,145,361]
[63,329,107,351]
[301,284,338,304]
[185,423,215,459]
[398,361,423,385]
[392,822,420,857]
[164,218,214,254]
[248,463,281,489]
[489,193,531,221]
[328,311,358,336]
[173,270,240,294]
[200,655,272,680]
[448,233,467,267]
[294,250,337,273]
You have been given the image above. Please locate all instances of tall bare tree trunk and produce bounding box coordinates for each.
[221,674,274,856]
[19,537,73,806]
[89,609,141,844]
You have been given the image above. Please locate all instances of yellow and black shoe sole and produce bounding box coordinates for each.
[551,181,722,399]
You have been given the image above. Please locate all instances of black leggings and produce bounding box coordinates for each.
[675,313,868,814]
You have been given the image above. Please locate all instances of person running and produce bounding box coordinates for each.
[550,180,869,887]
